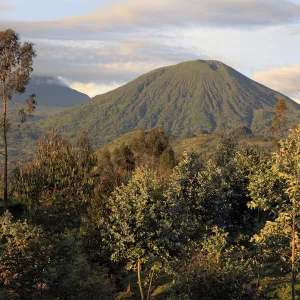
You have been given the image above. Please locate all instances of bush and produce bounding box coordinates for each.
[172,228,255,300]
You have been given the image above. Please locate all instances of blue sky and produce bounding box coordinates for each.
[1,0,300,102]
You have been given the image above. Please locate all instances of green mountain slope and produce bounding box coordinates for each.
[8,60,300,163]
[96,128,274,160]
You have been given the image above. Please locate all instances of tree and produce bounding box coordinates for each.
[0,29,36,209]
[157,146,176,175]
[130,128,173,168]
[166,151,207,240]
[174,226,254,300]
[269,99,288,138]
[249,126,300,300]
[0,211,52,299]
[107,168,187,299]
[13,130,95,233]
[214,134,237,167]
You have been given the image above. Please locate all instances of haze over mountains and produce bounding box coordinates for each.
[9,60,300,163]
[11,76,90,121]
[15,75,90,107]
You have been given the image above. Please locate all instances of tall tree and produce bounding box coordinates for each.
[0,29,36,209]
[269,98,288,138]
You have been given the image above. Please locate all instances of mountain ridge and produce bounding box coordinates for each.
[14,75,90,108]
[8,59,300,163]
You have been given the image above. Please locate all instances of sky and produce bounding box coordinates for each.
[1,0,300,103]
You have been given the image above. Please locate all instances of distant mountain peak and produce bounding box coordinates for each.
[14,75,89,108]
[30,75,67,87]
[9,60,300,163]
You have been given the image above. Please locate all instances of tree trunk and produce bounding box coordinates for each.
[137,258,144,300]
[257,246,263,288]
[2,79,8,210]
[257,209,261,289]
[3,118,7,210]
[292,199,296,300]
[147,265,155,300]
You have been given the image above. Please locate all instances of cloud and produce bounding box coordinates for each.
[2,0,300,39]
[2,0,299,100]
[31,32,206,86]
[69,81,123,97]
[63,0,300,27]
[31,75,66,87]
[253,65,300,103]
[0,2,16,11]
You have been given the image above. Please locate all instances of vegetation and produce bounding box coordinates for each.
[0,123,298,299]
[269,99,289,138]
[0,29,36,209]
[1,29,300,300]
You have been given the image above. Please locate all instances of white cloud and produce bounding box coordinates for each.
[31,34,206,84]
[2,0,299,99]
[64,0,300,28]
[253,65,300,103]
[2,0,300,40]
[69,81,123,97]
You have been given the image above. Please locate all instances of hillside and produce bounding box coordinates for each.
[8,60,300,163]
[96,128,275,160]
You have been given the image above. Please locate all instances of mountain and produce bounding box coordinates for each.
[11,76,90,120]
[14,75,89,107]
[8,60,300,163]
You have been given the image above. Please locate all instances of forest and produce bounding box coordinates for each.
[0,124,299,299]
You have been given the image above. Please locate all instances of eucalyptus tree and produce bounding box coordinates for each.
[0,29,36,209]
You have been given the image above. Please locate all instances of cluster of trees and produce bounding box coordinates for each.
[0,124,299,299]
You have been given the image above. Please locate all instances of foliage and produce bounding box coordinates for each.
[0,210,116,299]
[251,213,297,271]
[165,151,205,240]
[249,126,300,299]
[214,134,237,167]
[272,284,300,300]
[13,130,96,232]
[6,110,300,299]
[0,29,36,208]
[106,168,188,298]
[65,265,115,300]
[0,211,52,299]
[109,168,186,265]
[173,227,254,300]
[269,99,289,138]
[121,127,176,171]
